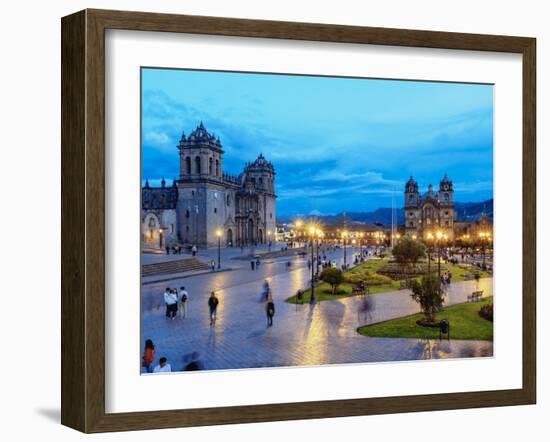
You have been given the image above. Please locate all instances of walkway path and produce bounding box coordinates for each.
[141,252,493,372]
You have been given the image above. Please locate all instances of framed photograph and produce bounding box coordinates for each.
[61,9,536,433]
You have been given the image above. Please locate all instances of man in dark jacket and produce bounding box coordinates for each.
[208,291,219,326]
[266,298,275,326]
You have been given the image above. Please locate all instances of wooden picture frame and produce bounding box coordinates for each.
[61,8,536,433]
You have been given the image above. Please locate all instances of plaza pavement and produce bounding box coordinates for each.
[141,246,493,373]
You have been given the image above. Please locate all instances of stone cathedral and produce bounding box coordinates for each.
[141,122,277,249]
[404,174,456,240]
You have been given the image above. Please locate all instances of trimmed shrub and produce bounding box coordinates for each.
[479,303,494,321]
[343,272,366,284]
[364,273,393,286]
[378,262,428,280]
[320,267,344,294]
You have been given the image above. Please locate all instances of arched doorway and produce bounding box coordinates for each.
[143,213,161,249]
[258,228,263,244]
[226,228,233,246]
[247,219,254,245]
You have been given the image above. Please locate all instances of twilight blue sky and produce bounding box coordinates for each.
[142,68,494,217]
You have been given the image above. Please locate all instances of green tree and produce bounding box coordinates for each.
[410,273,443,323]
[320,267,344,295]
[392,235,426,278]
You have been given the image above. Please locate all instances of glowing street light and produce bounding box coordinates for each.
[216,228,222,269]
[308,225,319,304]
[425,232,435,272]
[342,230,349,269]
[434,230,445,282]
[478,231,491,268]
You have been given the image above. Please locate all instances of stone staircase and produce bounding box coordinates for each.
[141,258,210,277]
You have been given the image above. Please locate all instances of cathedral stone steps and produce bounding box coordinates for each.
[141,258,210,277]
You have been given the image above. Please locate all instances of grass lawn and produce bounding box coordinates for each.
[440,262,491,282]
[286,259,402,304]
[285,258,492,304]
[357,297,494,340]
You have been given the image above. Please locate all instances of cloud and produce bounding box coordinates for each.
[141,73,494,215]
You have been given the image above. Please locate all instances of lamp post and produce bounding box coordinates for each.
[315,229,323,276]
[267,230,272,251]
[359,232,364,260]
[426,232,434,273]
[436,230,443,281]
[342,230,348,269]
[295,220,303,247]
[478,232,490,269]
[309,226,316,304]
[216,229,222,269]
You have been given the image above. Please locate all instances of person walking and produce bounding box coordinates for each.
[163,287,172,318]
[141,339,155,373]
[153,357,172,373]
[164,288,178,319]
[191,244,197,257]
[266,293,275,327]
[250,260,255,270]
[262,280,270,302]
[208,291,219,326]
[179,286,188,318]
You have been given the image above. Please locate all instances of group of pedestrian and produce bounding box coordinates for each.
[164,286,189,319]
[141,339,172,373]
[441,270,453,286]
[165,244,184,255]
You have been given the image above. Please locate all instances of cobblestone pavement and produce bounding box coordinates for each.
[141,248,493,373]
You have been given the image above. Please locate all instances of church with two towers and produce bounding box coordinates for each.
[403,174,456,241]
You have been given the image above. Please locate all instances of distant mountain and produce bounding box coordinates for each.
[278,199,493,227]
[454,199,493,222]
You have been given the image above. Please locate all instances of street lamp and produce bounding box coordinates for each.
[359,232,364,260]
[309,225,317,304]
[426,232,434,272]
[478,232,490,269]
[295,220,303,245]
[267,230,272,251]
[342,230,348,269]
[436,230,443,281]
[315,229,323,276]
[216,228,222,269]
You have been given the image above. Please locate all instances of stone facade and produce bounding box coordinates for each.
[403,174,456,240]
[141,179,178,249]
[141,122,277,249]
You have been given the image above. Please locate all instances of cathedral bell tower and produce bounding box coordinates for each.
[177,121,223,182]
[439,174,454,206]
[404,176,419,207]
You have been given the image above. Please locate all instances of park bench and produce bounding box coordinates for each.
[352,284,367,296]
[467,290,484,302]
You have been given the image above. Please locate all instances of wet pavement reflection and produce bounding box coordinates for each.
[141,247,493,373]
